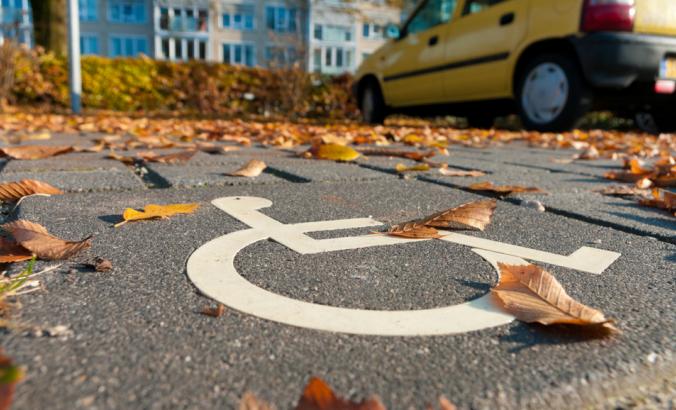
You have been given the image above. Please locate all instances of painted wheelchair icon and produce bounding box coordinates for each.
[187,197,621,337]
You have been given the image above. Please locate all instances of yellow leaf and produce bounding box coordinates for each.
[395,163,431,173]
[309,144,360,162]
[115,203,199,227]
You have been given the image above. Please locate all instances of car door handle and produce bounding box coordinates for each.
[500,12,515,26]
[428,35,439,47]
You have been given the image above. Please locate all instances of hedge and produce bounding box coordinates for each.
[6,46,358,119]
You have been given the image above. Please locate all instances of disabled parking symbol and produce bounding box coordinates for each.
[187,197,621,336]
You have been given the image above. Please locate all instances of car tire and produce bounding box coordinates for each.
[466,114,495,129]
[516,53,591,132]
[360,80,387,125]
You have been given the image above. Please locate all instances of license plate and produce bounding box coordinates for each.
[661,58,676,79]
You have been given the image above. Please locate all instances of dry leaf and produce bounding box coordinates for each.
[492,263,617,334]
[395,163,430,173]
[200,304,225,318]
[296,377,385,410]
[138,150,196,164]
[0,350,23,410]
[2,220,92,261]
[605,158,653,182]
[0,179,62,202]
[115,203,199,227]
[195,142,240,154]
[468,181,545,195]
[107,150,136,164]
[94,257,112,272]
[422,199,497,231]
[229,160,267,177]
[0,237,33,263]
[309,144,360,161]
[635,177,653,189]
[387,221,442,239]
[240,392,275,410]
[438,168,486,177]
[596,185,649,197]
[574,145,600,160]
[639,189,676,214]
[0,145,73,160]
[653,174,676,188]
[357,147,435,161]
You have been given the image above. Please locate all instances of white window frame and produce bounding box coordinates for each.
[108,34,148,57]
[222,42,256,67]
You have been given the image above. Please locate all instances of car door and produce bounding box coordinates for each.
[381,0,460,107]
[443,0,529,101]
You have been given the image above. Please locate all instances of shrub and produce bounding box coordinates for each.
[8,49,358,119]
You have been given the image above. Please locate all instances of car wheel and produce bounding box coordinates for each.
[360,81,386,125]
[466,114,495,129]
[634,112,659,134]
[516,54,591,132]
[651,110,676,133]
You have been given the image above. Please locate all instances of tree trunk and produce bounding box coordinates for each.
[31,0,67,56]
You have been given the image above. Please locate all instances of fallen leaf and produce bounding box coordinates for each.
[468,181,545,195]
[357,147,435,161]
[635,177,653,189]
[438,168,486,177]
[115,203,199,227]
[387,221,442,239]
[107,150,136,164]
[195,142,240,154]
[596,185,649,197]
[200,304,225,318]
[639,189,676,214]
[422,199,497,231]
[2,220,92,260]
[0,237,33,263]
[437,396,457,410]
[228,160,267,177]
[652,174,676,188]
[309,144,360,162]
[240,392,275,410]
[605,158,653,182]
[0,145,73,160]
[0,179,63,202]
[138,150,196,164]
[296,377,385,410]
[94,257,112,272]
[0,350,23,410]
[395,163,430,173]
[492,263,617,334]
[574,145,599,160]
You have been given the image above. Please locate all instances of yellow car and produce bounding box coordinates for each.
[355,0,676,131]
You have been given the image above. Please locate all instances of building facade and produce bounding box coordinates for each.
[77,0,399,73]
[0,0,33,46]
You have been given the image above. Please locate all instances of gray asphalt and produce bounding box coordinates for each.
[0,134,674,410]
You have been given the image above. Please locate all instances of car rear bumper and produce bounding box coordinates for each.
[571,32,676,88]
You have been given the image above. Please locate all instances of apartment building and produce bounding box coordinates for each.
[0,0,33,46]
[6,0,399,74]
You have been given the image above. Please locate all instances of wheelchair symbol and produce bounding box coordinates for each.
[187,197,621,336]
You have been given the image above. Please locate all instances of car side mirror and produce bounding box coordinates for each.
[385,24,401,39]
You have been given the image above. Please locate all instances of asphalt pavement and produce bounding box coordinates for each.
[0,132,674,409]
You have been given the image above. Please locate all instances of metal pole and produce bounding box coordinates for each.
[67,0,81,114]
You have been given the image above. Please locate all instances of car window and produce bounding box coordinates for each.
[462,0,505,16]
[406,0,458,35]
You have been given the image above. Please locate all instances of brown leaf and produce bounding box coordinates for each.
[635,177,653,189]
[387,221,442,239]
[574,145,600,160]
[492,263,617,334]
[395,163,431,173]
[596,185,649,198]
[295,377,385,410]
[240,392,275,410]
[468,181,545,195]
[639,189,676,213]
[422,199,497,231]
[357,147,435,161]
[0,179,63,202]
[2,220,92,260]
[107,150,136,164]
[652,174,676,188]
[228,160,267,177]
[195,142,240,154]
[0,237,33,263]
[200,304,225,318]
[0,145,73,160]
[94,257,112,272]
[0,350,23,410]
[438,168,486,177]
[138,150,196,164]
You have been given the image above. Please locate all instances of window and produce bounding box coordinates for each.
[222,9,254,30]
[161,38,170,59]
[80,34,99,54]
[79,0,97,21]
[362,23,369,38]
[463,0,504,15]
[314,25,353,43]
[223,43,255,66]
[406,0,457,35]
[160,7,169,29]
[266,6,297,32]
[108,0,146,23]
[362,23,384,39]
[109,35,147,57]
[314,24,322,40]
[313,48,321,71]
[169,8,208,32]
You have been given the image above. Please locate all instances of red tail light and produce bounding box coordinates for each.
[581,0,635,32]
